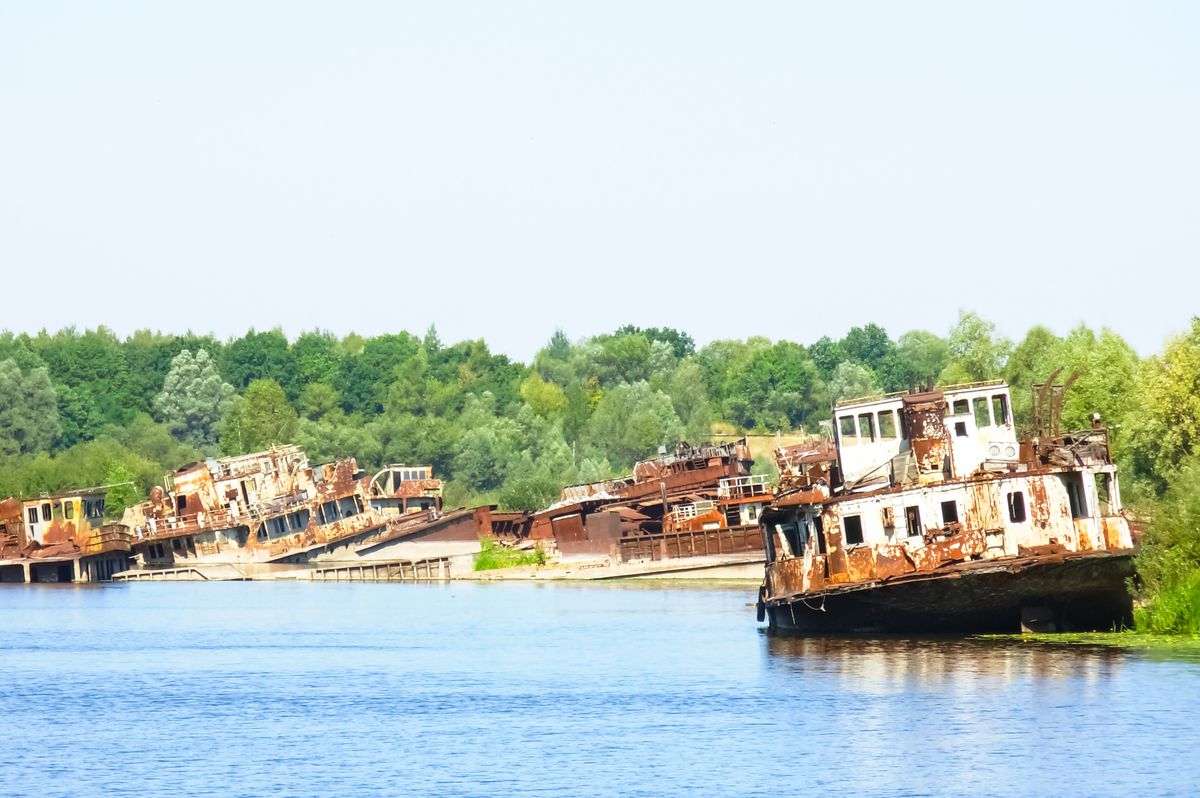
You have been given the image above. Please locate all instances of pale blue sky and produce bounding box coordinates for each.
[1,2,1196,358]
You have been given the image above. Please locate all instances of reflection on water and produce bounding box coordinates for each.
[765,635,1131,687]
[0,583,1197,798]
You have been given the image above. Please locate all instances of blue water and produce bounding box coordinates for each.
[0,582,1196,797]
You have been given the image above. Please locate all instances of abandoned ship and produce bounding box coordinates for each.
[487,439,774,575]
[113,447,490,580]
[0,447,489,583]
[0,488,133,583]
[757,379,1135,633]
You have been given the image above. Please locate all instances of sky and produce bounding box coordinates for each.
[1,2,1197,360]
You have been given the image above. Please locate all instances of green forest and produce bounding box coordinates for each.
[2,312,1200,629]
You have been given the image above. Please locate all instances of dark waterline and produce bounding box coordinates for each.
[0,582,1196,798]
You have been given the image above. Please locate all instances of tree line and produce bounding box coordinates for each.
[0,312,1191,514]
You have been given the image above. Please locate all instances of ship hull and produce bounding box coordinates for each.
[763,550,1134,634]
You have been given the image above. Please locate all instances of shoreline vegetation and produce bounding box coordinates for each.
[2,313,1200,632]
[474,539,547,571]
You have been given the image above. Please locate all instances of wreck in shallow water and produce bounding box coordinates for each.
[758,378,1135,633]
[112,447,485,580]
[0,488,132,583]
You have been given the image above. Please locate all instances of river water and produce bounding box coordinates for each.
[0,582,1196,797]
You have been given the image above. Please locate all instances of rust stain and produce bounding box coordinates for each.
[846,546,875,582]
[874,544,916,580]
[1075,518,1093,552]
[1027,478,1051,529]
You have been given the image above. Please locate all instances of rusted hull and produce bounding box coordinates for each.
[764,551,1134,634]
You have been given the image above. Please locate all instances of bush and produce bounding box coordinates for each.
[1134,456,1200,634]
[473,538,548,571]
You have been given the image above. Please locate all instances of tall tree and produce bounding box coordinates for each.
[341,332,421,414]
[154,349,236,449]
[894,330,950,389]
[669,359,713,442]
[1125,319,1200,494]
[586,381,684,466]
[292,331,345,389]
[614,325,696,359]
[828,362,877,405]
[840,323,895,373]
[726,341,823,430]
[941,311,1011,383]
[0,360,61,457]
[221,329,297,395]
[219,379,298,456]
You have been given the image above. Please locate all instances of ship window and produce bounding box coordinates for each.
[1095,473,1114,516]
[858,414,875,442]
[41,503,51,522]
[992,394,1009,425]
[52,502,63,520]
[64,502,74,520]
[878,411,896,439]
[27,507,38,525]
[177,495,187,513]
[952,399,969,415]
[777,521,803,557]
[905,505,921,537]
[1062,474,1088,519]
[839,416,857,443]
[940,500,959,525]
[843,515,864,545]
[1007,492,1027,523]
[974,397,991,428]
[954,421,968,437]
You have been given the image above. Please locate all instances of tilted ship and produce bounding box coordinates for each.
[758,378,1135,633]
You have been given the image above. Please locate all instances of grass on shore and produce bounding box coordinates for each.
[473,539,548,572]
[984,631,1200,654]
[1134,570,1200,635]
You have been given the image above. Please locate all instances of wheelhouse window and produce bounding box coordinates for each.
[839,416,857,445]
[952,399,969,415]
[1007,491,1027,523]
[878,411,897,439]
[905,506,921,537]
[992,394,1009,425]
[27,507,38,525]
[858,414,875,442]
[843,515,864,545]
[954,421,968,437]
[64,502,75,520]
[974,397,991,428]
[940,500,959,525]
[41,503,51,522]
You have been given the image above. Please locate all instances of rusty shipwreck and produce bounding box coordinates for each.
[113,447,486,581]
[0,488,133,583]
[758,379,1135,633]
[484,440,774,575]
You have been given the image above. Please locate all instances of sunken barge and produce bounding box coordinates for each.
[758,380,1135,634]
